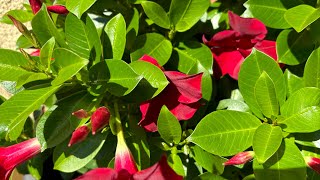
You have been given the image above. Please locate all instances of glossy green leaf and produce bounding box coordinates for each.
[65,14,92,59]
[243,0,301,29]
[192,145,226,175]
[276,29,314,65]
[130,33,172,65]
[0,49,32,81]
[31,5,67,47]
[141,1,170,29]
[0,86,60,141]
[86,15,102,64]
[168,153,185,176]
[36,92,95,150]
[51,48,89,86]
[253,124,283,164]
[66,0,97,18]
[40,37,55,70]
[0,10,34,24]
[304,47,320,88]
[285,5,320,32]
[16,73,49,88]
[126,8,140,50]
[158,106,182,144]
[284,69,303,98]
[189,110,261,156]
[89,60,142,96]
[169,0,209,32]
[253,139,306,180]
[53,130,108,172]
[217,99,250,112]
[254,72,279,118]
[104,14,126,60]
[239,49,286,119]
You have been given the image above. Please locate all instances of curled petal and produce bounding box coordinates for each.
[203,30,237,49]
[75,168,118,180]
[254,40,277,60]
[139,55,164,70]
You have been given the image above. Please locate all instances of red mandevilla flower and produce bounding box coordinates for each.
[203,11,278,80]
[224,151,255,166]
[68,125,90,147]
[0,138,41,180]
[305,156,320,174]
[91,106,111,135]
[138,55,203,132]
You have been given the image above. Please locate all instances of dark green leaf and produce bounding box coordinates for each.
[158,106,182,144]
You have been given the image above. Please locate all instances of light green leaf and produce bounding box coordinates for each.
[141,1,170,29]
[304,47,320,88]
[167,153,185,176]
[0,49,32,81]
[104,14,126,60]
[276,29,314,65]
[0,10,34,24]
[40,37,55,70]
[0,86,60,141]
[16,73,49,88]
[169,0,209,32]
[158,106,182,144]
[53,130,108,172]
[130,33,172,66]
[239,49,286,119]
[66,0,97,18]
[217,99,250,112]
[253,139,306,180]
[253,124,283,164]
[51,48,89,86]
[31,5,67,47]
[284,69,303,98]
[254,72,279,118]
[189,110,261,156]
[285,5,320,32]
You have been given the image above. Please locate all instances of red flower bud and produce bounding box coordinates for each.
[68,126,90,147]
[91,107,111,135]
[29,0,42,14]
[72,109,89,119]
[224,151,255,166]
[47,5,69,14]
[30,49,40,56]
[305,156,320,174]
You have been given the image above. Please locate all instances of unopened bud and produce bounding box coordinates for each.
[224,151,255,166]
[91,107,110,135]
[305,156,320,174]
[68,126,90,147]
[47,5,69,14]
[29,0,42,14]
[30,49,40,56]
[72,109,89,119]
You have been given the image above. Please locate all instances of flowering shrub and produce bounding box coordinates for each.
[0,0,320,179]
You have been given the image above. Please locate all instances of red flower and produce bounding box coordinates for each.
[72,109,89,119]
[91,107,111,135]
[224,151,255,166]
[305,156,320,174]
[138,55,203,132]
[203,11,278,80]
[29,0,68,14]
[68,126,90,147]
[30,49,40,56]
[0,138,41,180]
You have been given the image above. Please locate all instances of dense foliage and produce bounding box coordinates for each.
[1,0,320,179]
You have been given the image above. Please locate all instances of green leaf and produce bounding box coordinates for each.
[194,173,226,180]
[254,72,279,118]
[169,0,209,32]
[31,5,67,47]
[0,86,60,141]
[285,5,320,33]
[53,130,108,172]
[0,10,34,24]
[141,1,170,29]
[126,8,140,50]
[253,124,283,164]
[158,106,182,144]
[66,0,97,18]
[104,14,126,60]
[65,13,92,59]
[276,29,314,65]
[192,145,226,175]
[239,49,286,119]
[89,60,142,96]
[0,49,32,81]
[284,69,303,98]
[40,37,55,70]
[130,33,172,66]
[253,139,306,180]
[304,47,320,88]
[16,73,49,88]
[36,92,95,150]
[217,99,250,112]
[189,110,261,156]
[243,0,301,29]
[86,15,102,65]
[51,48,89,86]
[167,153,185,176]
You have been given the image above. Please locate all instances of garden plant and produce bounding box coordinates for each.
[1,0,320,179]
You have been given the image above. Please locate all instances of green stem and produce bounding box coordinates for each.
[168,29,176,41]
[114,101,124,136]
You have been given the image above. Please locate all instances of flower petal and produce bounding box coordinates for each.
[139,55,164,70]
[203,30,237,48]
[132,156,183,180]
[254,40,277,60]
[213,50,244,79]
[74,168,118,180]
